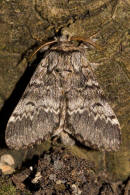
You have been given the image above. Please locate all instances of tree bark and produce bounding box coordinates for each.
[0,0,129,181]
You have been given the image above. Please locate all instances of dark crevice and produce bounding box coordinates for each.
[98,183,114,195]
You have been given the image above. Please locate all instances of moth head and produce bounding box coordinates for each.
[29,35,102,61]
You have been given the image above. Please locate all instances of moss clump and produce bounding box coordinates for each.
[0,177,16,195]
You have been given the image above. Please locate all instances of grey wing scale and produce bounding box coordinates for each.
[5,53,61,149]
[65,53,121,151]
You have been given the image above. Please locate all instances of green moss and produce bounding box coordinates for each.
[0,178,16,195]
[55,183,66,191]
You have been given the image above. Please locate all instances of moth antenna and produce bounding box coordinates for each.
[70,36,102,50]
[29,40,57,61]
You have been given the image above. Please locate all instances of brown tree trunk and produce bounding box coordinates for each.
[0,0,129,182]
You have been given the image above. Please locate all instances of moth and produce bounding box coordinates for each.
[5,36,121,151]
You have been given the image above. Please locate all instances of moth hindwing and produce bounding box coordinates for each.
[5,39,121,151]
